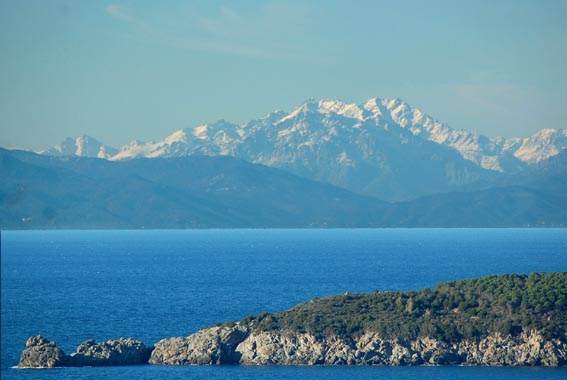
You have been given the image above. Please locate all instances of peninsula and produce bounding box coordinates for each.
[19,273,567,368]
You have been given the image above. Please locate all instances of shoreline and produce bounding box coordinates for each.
[17,273,567,369]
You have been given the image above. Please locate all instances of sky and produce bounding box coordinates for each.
[0,0,566,150]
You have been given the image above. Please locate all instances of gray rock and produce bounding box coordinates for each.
[234,330,567,366]
[70,338,153,366]
[237,331,327,365]
[149,325,248,365]
[18,330,567,368]
[457,331,567,366]
[18,336,67,368]
[147,327,567,367]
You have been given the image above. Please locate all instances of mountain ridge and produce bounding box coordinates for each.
[0,148,389,229]
[34,97,566,201]
[39,97,566,170]
[2,148,565,228]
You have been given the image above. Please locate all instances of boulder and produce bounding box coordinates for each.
[18,336,67,368]
[149,325,248,365]
[70,338,153,366]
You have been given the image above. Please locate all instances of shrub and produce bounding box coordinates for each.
[248,273,567,342]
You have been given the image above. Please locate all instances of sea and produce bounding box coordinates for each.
[1,229,567,379]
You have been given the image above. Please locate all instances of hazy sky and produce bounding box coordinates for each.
[1,0,566,150]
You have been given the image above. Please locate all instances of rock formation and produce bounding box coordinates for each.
[20,329,566,368]
[17,273,567,368]
[70,338,153,366]
[18,336,67,368]
[18,336,152,368]
[147,325,567,367]
[148,325,247,365]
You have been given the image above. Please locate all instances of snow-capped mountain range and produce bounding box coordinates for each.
[38,97,567,200]
[41,135,118,159]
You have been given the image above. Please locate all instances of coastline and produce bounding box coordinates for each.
[17,273,567,369]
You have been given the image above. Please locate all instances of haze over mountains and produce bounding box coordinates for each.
[39,97,567,201]
[2,97,566,228]
[2,147,566,228]
[1,148,393,228]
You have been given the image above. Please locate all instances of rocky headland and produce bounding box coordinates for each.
[148,325,566,366]
[18,273,567,368]
[18,336,153,368]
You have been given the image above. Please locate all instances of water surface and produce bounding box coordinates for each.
[2,229,567,379]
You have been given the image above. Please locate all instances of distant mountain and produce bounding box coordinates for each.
[1,148,565,228]
[38,98,567,201]
[382,185,567,227]
[40,135,117,159]
[0,148,389,229]
[389,150,567,227]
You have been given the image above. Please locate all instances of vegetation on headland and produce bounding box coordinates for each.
[242,273,567,342]
[20,272,567,368]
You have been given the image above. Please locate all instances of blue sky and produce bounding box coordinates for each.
[1,0,565,150]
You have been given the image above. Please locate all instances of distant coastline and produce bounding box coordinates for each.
[2,148,566,229]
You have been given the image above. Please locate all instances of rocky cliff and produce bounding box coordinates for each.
[148,325,566,366]
[18,273,567,368]
[20,328,566,368]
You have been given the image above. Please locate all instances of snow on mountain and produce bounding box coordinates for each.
[38,98,566,200]
[511,128,567,164]
[367,97,513,171]
[111,120,242,160]
[171,98,496,200]
[40,135,117,159]
[42,98,565,169]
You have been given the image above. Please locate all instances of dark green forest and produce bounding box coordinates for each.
[243,273,567,342]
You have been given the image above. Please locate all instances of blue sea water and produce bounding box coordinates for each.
[1,228,567,380]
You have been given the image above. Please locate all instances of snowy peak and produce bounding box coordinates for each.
[317,99,365,120]
[38,97,566,174]
[512,128,567,164]
[279,98,365,123]
[40,135,117,159]
[163,129,190,144]
[111,120,242,161]
[362,97,387,119]
[382,97,430,129]
[281,96,436,131]
[110,139,157,160]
